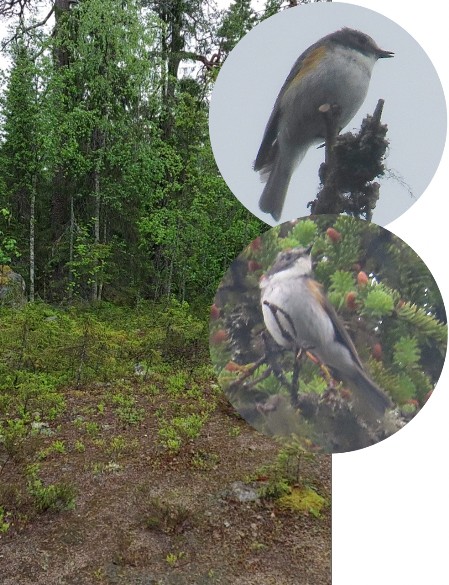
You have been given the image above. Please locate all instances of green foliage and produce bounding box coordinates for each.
[0,0,266,305]
[190,450,220,470]
[66,225,113,296]
[313,216,365,285]
[38,440,66,460]
[171,414,204,440]
[0,299,219,535]
[258,439,316,500]
[0,209,20,264]
[166,552,181,566]
[277,486,328,518]
[0,506,11,532]
[157,412,207,454]
[327,270,356,309]
[0,300,212,467]
[217,0,258,56]
[393,336,421,368]
[166,371,188,395]
[26,464,76,513]
[0,417,30,460]
[397,301,447,344]
[389,373,418,405]
[91,461,122,475]
[153,363,216,454]
[363,287,395,318]
[261,0,285,20]
[111,391,145,426]
[158,298,208,363]
[289,219,318,247]
[74,440,85,453]
[108,435,133,456]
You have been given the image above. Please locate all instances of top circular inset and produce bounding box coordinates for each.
[209,2,447,226]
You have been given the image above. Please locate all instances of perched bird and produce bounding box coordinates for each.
[254,28,394,221]
[259,246,392,424]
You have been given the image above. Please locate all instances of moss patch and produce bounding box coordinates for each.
[278,486,328,518]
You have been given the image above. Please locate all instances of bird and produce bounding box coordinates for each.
[254,28,394,221]
[259,246,393,425]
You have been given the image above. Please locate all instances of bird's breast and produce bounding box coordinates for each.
[260,275,335,353]
[279,45,376,142]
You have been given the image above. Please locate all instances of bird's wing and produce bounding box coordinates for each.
[253,107,281,175]
[307,278,365,371]
[254,42,328,175]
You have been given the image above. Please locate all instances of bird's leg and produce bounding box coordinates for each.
[305,351,334,386]
[290,348,303,407]
[304,351,341,402]
[262,331,290,387]
[290,345,318,408]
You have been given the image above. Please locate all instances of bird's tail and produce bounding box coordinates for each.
[258,154,295,222]
[346,367,393,426]
[258,147,309,221]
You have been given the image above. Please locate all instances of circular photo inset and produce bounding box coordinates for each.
[210,216,447,453]
[209,2,447,225]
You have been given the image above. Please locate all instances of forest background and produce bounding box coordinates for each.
[0,0,292,307]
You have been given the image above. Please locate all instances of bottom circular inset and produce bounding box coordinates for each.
[210,216,447,453]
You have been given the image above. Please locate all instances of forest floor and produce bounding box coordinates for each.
[0,304,331,585]
[0,397,331,585]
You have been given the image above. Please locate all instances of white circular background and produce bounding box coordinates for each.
[325,4,449,585]
[210,2,447,226]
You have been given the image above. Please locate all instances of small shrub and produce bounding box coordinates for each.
[74,440,85,452]
[257,439,316,501]
[111,392,145,426]
[26,464,76,513]
[92,461,122,475]
[190,450,220,471]
[0,417,30,460]
[84,421,101,436]
[143,497,191,534]
[0,506,11,533]
[165,551,185,566]
[158,298,208,364]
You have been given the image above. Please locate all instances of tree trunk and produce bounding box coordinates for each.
[68,194,74,300]
[158,0,184,141]
[29,174,36,302]
[92,160,101,302]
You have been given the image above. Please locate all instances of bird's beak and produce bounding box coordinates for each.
[378,49,394,59]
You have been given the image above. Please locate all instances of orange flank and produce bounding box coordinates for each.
[288,46,327,90]
[306,277,326,305]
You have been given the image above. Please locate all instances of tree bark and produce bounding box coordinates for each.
[29,173,36,302]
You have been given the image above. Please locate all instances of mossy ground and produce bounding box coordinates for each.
[0,303,331,585]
